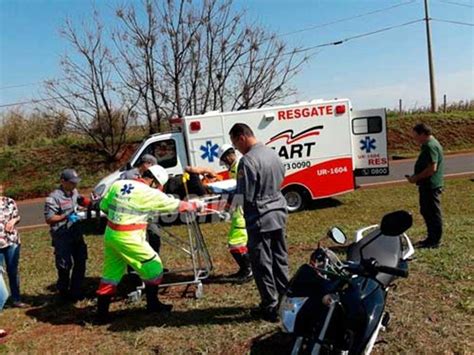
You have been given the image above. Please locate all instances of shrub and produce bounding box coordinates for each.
[0,109,69,147]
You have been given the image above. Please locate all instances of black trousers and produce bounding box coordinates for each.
[419,186,443,244]
[247,228,289,311]
[52,227,87,297]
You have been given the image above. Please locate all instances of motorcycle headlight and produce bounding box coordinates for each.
[279,296,308,333]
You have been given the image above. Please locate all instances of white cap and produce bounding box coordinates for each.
[147,165,169,186]
[218,144,234,160]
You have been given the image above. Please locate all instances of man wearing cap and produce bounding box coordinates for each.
[96,165,204,321]
[44,169,90,301]
[120,154,157,180]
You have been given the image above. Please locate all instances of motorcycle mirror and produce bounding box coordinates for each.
[380,210,413,236]
[328,227,347,245]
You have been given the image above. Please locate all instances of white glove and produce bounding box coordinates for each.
[188,199,207,213]
[219,212,231,222]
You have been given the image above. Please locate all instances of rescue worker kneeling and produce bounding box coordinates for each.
[96,165,203,321]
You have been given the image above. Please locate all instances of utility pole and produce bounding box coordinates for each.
[424,0,437,112]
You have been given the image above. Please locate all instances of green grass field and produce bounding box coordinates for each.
[0,177,473,353]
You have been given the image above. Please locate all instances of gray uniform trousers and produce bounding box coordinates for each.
[247,228,289,311]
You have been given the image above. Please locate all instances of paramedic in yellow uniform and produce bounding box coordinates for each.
[184,144,252,283]
[218,144,253,283]
[96,165,202,321]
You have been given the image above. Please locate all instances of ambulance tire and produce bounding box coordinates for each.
[283,186,309,213]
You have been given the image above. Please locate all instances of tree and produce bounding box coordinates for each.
[113,0,307,132]
[47,0,308,140]
[44,13,139,162]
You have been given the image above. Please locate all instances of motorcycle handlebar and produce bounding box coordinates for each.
[375,265,409,278]
[343,261,408,278]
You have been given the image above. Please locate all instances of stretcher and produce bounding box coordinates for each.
[127,195,229,300]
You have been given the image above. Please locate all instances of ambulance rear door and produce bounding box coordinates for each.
[351,108,389,176]
[184,112,227,173]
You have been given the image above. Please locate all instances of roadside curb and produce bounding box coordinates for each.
[389,151,474,164]
[17,224,49,232]
[358,171,474,189]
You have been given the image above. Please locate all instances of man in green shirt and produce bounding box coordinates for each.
[406,123,444,248]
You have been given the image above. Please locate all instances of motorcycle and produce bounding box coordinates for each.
[279,210,415,355]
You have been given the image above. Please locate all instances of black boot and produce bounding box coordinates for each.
[96,295,112,324]
[145,285,172,313]
[230,253,253,284]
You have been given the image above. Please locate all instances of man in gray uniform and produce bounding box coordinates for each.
[44,169,89,301]
[120,154,157,180]
[229,123,289,322]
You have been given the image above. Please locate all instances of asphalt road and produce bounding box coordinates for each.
[16,153,474,230]
[356,152,474,186]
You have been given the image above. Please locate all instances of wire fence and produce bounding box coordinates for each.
[391,96,474,114]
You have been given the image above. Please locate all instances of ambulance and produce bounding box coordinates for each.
[93,98,389,212]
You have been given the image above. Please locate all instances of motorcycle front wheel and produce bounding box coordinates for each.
[291,336,348,355]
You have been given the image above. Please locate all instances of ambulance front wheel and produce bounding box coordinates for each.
[283,187,309,213]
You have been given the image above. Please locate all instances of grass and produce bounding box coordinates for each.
[0,177,473,353]
[0,136,139,200]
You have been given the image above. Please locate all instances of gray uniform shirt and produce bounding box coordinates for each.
[236,142,288,233]
[44,187,80,234]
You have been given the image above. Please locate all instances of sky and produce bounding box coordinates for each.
[0,0,473,111]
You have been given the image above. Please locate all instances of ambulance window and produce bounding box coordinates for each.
[142,139,178,168]
[352,116,382,135]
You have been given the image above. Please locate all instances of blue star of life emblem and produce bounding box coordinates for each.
[200,141,219,163]
[360,136,376,153]
[120,183,135,195]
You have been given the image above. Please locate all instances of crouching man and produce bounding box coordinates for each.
[96,165,203,321]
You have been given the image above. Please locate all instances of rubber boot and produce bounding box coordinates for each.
[145,284,172,313]
[231,252,253,284]
[227,252,245,279]
[96,295,112,324]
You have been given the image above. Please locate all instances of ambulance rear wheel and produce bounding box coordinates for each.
[283,187,308,212]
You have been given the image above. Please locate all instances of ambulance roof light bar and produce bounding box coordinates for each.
[335,105,346,114]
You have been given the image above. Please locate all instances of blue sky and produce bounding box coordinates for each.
[0,0,472,111]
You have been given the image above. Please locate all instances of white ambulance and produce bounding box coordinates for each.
[93,98,389,212]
